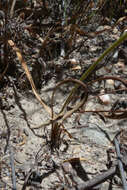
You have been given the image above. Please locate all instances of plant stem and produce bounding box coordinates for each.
[60,31,127,113]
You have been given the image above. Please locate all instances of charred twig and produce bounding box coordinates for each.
[67,152,127,190]
[88,75,127,88]
[22,163,57,190]
[114,138,127,190]
[71,166,117,190]
[0,106,11,153]
[69,158,89,182]
[80,109,127,114]
[21,169,33,190]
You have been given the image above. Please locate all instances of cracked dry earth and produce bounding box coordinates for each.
[0,73,127,190]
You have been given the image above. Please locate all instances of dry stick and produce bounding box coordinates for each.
[10,0,17,18]
[80,110,127,113]
[21,169,33,190]
[41,26,55,49]
[0,61,9,82]
[87,75,127,87]
[114,138,127,190]
[9,144,17,190]
[70,166,117,190]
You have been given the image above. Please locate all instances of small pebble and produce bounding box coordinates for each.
[99,92,110,105]
[114,80,122,90]
[106,79,114,86]
[69,58,77,65]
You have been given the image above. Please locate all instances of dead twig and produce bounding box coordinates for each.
[9,144,17,190]
[10,0,17,18]
[114,138,127,190]
[70,166,117,190]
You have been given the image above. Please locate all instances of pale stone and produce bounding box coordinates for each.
[99,94,110,105]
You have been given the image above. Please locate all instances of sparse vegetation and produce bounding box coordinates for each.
[0,0,127,189]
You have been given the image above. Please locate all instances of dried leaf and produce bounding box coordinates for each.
[8,40,52,116]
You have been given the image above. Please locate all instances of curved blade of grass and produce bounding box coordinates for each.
[51,78,88,121]
[60,31,127,113]
[8,40,52,116]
